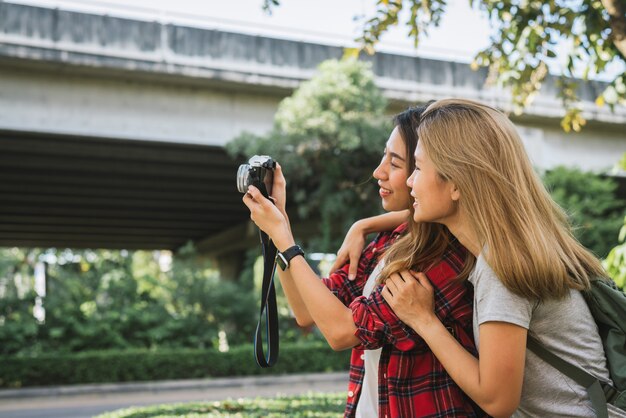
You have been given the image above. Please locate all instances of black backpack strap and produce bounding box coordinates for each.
[527,335,609,418]
[253,229,279,368]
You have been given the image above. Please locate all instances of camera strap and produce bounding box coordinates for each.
[254,229,279,368]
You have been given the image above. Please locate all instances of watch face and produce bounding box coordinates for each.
[276,253,288,271]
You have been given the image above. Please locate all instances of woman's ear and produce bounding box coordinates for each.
[450,183,461,202]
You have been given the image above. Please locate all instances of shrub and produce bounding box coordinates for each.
[0,342,350,388]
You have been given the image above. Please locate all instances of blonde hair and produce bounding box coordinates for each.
[379,103,475,284]
[379,222,475,285]
[415,98,605,299]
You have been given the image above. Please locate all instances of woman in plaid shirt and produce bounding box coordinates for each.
[243,105,486,417]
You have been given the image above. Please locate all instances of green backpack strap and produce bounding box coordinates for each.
[527,335,609,418]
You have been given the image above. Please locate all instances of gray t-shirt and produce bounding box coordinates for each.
[468,253,626,417]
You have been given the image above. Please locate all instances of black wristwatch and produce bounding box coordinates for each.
[276,245,305,271]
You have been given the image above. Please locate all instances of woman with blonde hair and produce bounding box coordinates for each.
[374,98,626,417]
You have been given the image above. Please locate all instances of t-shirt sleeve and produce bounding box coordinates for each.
[473,258,533,330]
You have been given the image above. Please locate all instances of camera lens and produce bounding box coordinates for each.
[237,164,251,193]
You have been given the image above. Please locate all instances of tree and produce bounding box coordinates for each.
[264,0,626,132]
[603,155,626,288]
[227,59,390,251]
[543,166,625,258]
[0,247,259,355]
[0,248,40,355]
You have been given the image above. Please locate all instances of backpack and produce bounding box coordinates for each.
[527,277,626,418]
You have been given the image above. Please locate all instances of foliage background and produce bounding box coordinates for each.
[603,156,626,288]
[266,0,626,132]
[227,59,391,252]
[543,166,625,258]
[0,245,263,356]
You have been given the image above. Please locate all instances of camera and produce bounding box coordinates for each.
[237,155,280,367]
[237,155,276,198]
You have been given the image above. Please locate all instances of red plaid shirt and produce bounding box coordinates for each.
[322,223,487,418]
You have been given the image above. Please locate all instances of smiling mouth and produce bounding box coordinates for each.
[379,187,392,196]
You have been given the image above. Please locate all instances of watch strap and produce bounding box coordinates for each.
[277,245,305,270]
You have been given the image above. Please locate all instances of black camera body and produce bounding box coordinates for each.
[237,155,276,199]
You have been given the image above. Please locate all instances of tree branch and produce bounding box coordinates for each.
[601,0,626,59]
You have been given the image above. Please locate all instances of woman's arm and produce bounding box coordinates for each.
[331,210,409,279]
[414,317,526,417]
[383,271,526,418]
[243,184,359,351]
[265,165,371,330]
[285,255,360,350]
[274,215,316,328]
[265,165,315,328]
[358,210,409,233]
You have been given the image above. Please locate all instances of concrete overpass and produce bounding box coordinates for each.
[0,1,625,265]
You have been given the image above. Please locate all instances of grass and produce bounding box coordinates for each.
[94,392,346,418]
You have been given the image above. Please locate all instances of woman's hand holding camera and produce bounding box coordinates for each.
[243,184,295,252]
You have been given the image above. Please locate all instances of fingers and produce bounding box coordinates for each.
[246,186,271,206]
[270,164,287,210]
[348,250,360,280]
[382,286,390,300]
[397,270,414,283]
[274,163,286,185]
[329,250,347,273]
[243,186,274,222]
[383,271,431,297]
[246,185,261,200]
[330,249,360,280]
[411,271,433,291]
[383,284,394,298]
[242,190,256,209]
[386,274,401,294]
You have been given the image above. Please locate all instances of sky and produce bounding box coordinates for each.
[8,0,625,80]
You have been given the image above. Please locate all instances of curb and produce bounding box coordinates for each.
[0,372,349,400]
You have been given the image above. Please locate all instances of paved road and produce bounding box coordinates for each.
[0,372,348,418]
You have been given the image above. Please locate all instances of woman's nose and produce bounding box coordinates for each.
[373,162,387,180]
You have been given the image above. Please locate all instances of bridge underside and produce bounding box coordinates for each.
[0,130,248,250]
